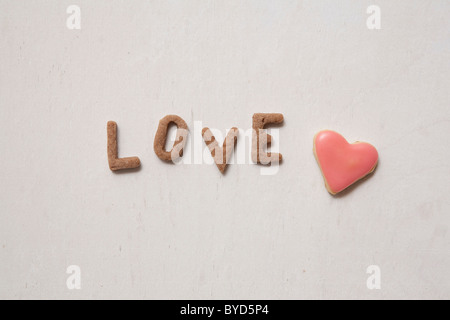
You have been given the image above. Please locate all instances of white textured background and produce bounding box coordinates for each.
[0,0,449,299]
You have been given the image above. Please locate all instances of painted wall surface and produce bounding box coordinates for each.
[0,0,449,299]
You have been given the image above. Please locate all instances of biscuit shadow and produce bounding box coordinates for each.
[112,165,143,174]
[267,121,285,129]
[332,159,380,198]
[221,164,233,176]
[157,158,178,165]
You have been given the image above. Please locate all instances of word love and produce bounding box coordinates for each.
[107,114,379,195]
[107,113,283,174]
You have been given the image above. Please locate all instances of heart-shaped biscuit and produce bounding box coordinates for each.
[313,130,378,195]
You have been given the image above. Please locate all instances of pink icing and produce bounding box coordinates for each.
[314,130,378,194]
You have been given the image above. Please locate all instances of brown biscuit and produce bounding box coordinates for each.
[153,115,189,162]
[252,113,284,165]
[107,121,141,171]
[202,127,239,174]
